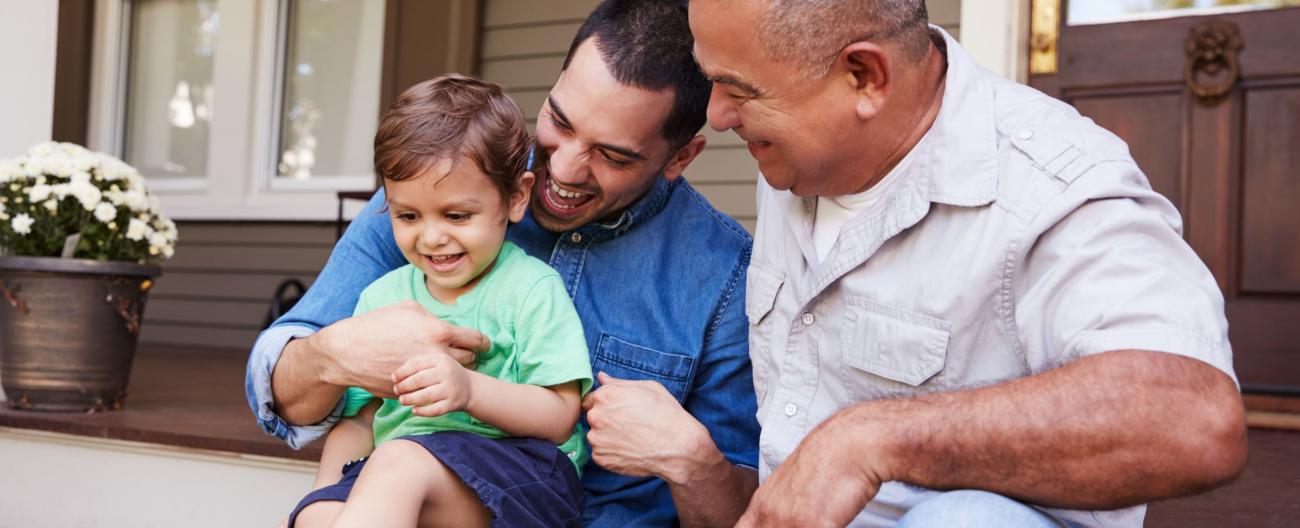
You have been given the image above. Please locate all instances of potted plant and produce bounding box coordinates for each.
[0,142,177,412]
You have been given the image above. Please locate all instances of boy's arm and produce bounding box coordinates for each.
[465,378,582,444]
[312,398,380,489]
[389,353,583,445]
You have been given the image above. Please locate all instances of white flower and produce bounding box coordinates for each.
[27,142,56,158]
[11,213,34,235]
[123,190,149,212]
[148,231,168,250]
[69,180,102,211]
[43,199,57,213]
[94,202,118,223]
[126,218,149,241]
[22,159,43,178]
[0,158,21,183]
[70,171,91,185]
[28,184,52,202]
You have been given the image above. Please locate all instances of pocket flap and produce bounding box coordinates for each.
[745,265,785,325]
[843,302,950,387]
[591,334,695,402]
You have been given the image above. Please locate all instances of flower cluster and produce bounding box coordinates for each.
[0,142,178,263]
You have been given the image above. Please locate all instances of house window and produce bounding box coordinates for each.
[276,0,385,182]
[122,0,217,181]
[89,0,385,220]
[1068,0,1300,25]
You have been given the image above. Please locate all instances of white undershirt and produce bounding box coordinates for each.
[812,155,914,263]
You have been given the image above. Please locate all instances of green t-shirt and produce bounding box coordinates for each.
[341,242,593,473]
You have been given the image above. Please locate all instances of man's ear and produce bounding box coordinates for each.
[837,41,891,121]
[662,135,708,181]
[509,171,535,223]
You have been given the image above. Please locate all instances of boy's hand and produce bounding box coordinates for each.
[392,352,476,417]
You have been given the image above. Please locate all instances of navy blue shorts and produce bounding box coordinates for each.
[289,431,584,527]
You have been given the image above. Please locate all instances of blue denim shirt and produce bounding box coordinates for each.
[245,176,759,526]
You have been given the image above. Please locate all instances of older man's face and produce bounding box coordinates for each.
[530,38,678,232]
[690,0,861,197]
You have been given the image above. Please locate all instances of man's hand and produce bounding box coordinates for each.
[392,351,475,417]
[737,412,891,528]
[582,372,715,481]
[314,300,488,398]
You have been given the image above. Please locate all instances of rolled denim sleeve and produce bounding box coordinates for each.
[687,248,761,469]
[243,188,406,448]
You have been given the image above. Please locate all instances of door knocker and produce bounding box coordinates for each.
[1185,19,1243,104]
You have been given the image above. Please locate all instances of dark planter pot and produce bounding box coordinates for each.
[0,256,160,412]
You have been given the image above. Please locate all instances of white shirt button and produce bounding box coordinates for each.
[569,232,582,244]
[1017,129,1034,140]
[801,312,815,326]
[784,403,797,417]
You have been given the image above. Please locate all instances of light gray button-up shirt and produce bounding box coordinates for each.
[746,28,1235,528]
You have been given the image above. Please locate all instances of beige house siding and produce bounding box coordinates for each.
[141,223,334,349]
[480,0,963,233]
[140,0,963,350]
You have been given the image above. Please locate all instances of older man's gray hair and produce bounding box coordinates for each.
[757,0,930,79]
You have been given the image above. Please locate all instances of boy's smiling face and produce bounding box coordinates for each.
[386,157,532,304]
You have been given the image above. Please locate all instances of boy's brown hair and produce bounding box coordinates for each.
[374,74,530,202]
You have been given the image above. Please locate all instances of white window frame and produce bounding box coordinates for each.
[959,0,1031,83]
[87,0,376,221]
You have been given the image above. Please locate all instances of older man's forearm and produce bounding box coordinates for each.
[844,350,1246,509]
[271,335,346,426]
[666,432,759,527]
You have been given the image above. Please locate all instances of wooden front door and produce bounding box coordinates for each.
[1031,2,1300,392]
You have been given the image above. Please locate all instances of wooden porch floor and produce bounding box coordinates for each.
[0,346,1296,525]
[1146,427,1300,526]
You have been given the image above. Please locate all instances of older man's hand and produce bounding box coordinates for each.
[582,372,717,482]
[737,410,891,528]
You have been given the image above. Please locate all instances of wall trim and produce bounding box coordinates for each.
[958,0,1031,82]
[0,426,316,474]
[51,0,96,145]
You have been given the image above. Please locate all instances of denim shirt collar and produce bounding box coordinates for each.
[576,175,677,241]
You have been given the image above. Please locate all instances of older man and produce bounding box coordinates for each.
[247,1,760,526]
[688,0,1246,526]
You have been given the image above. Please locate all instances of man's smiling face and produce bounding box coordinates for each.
[690,0,866,197]
[530,37,679,232]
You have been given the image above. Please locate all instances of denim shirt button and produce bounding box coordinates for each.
[569,232,583,244]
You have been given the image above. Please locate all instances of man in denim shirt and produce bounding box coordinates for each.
[245,2,760,526]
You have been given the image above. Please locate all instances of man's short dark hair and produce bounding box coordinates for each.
[562,0,709,150]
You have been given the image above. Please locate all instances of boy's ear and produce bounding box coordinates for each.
[509,171,535,222]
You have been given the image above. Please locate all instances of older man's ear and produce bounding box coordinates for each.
[837,41,892,121]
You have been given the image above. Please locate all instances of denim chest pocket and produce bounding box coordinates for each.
[591,333,696,403]
[840,299,950,394]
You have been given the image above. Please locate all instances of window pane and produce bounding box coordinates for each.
[1069,0,1300,25]
[277,0,385,180]
[124,0,218,179]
